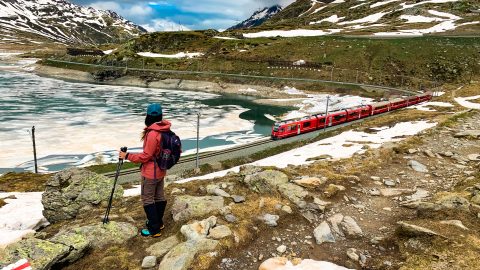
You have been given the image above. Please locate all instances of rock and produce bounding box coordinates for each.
[340,216,363,238]
[262,214,280,227]
[0,238,70,270]
[370,176,381,181]
[380,188,415,197]
[59,221,137,248]
[383,179,396,187]
[424,150,436,158]
[472,195,480,205]
[224,214,237,223]
[158,239,219,270]
[404,189,429,202]
[313,221,335,244]
[276,245,287,254]
[42,168,124,223]
[400,201,442,212]
[208,225,232,239]
[181,216,217,241]
[369,188,381,196]
[306,154,332,161]
[313,197,331,212]
[293,177,326,188]
[440,220,469,230]
[324,184,346,198]
[436,194,470,211]
[408,149,418,154]
[171,188,183,195]
[146,235,182,258]
[441,151,454,157]
[206,185,230,198]
[142,256,157,268]
[408,160,428,173]
[346,248,359,261]
[397,222,439,237]
[277,183,308,208]
[259,257,354,270]
[328,214,345,238]
[171,196,224,222]
[281,205,293,214]
[49,231,90,263]
[242,170,289,193]
[208,161,223,171]
[468,154,480,161]
[239,165,263,176]
[232,195,245,203]
[454,130,480,138]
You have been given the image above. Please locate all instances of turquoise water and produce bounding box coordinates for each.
[0,68,290,173]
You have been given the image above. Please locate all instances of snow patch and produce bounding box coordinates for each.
[370,0,399,8]
[0,192,49,248]
[454,95,480,110]
[338,12,388,25]
[310,15,345,25]
[411,101,454,112]
[243,29,341,38]
[137,52,203,58]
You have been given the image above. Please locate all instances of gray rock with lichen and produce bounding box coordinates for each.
[42,168,123,223]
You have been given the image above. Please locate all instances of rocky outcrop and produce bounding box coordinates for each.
[42,168,123,223]
[171,196,224,222]
[0,222,137,270]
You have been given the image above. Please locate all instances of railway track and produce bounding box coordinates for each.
[103,137,272,178]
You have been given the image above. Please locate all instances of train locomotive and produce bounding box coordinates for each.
[271,92,432,140]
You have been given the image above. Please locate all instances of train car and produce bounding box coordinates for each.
[405,95,420,105]
[271,116,317,139]
[327,110,348,126]
[390,98,408,110]
[418,92,433,102]
[346,106,369,122]
[371,101,391,115]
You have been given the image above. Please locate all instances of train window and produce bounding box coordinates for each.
[319,118,325,123]
[333,114,346,121]
[349,112,358,116]
[288,125,296,131]
[273,127,279,132]
[303,122,311,128]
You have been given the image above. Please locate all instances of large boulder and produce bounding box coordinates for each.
[313,221,335,244]
[0,238,70,270]
[158,239,219,270]
[49,232,90,263]
[171,196,224,222]
[42,168,123,223]
[146,235,182,258]
[59,221,137,248]
[242,170,289,193]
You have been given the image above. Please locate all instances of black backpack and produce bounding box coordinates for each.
[155,131,182,170]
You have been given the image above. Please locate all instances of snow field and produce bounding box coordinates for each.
[137,52,203,59]
[454,95,480,110]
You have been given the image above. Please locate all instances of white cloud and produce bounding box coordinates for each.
[90,1,153,19]
[141,19,191,32]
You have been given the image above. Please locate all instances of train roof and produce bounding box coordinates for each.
[371,101,390,107]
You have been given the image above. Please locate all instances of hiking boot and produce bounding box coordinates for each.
[141,204,161,237]
[155,200,167,228]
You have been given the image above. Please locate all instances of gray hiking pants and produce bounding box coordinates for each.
[141,177,166,206]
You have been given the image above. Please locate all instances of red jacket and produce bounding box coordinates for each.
[127,120,171,179]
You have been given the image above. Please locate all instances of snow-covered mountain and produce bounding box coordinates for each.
[228,5,283,30]
[0,0,146,45]
[246,0,480,36]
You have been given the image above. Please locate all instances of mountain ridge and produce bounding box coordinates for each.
[228,5,284,30]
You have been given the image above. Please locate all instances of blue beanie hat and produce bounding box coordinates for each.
[146,103,162,116]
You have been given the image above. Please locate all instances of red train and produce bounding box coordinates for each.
[271,92,432,139]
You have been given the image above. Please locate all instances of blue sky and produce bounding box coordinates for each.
[71,0,295,31]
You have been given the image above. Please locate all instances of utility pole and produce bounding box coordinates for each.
[323,96,330,133]
[195,112,200,169]
[31,126,38,174]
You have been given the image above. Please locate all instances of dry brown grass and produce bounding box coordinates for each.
[0,172,52,192]
[456,82,480,97]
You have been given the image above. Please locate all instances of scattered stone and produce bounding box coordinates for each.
[171,188,183,195]
[281,205,293,214]
[146,235,181,258]
[181,216,217,241]
[42,168,124,223]
[306,154,332,161]
[383,179,396,187]
[408,160,428,173]
[277,183,308,208]
[313,198,331,212]
[380,188,415,197]
[231,195,245,203]
[276,245,287,254]
[346,248,359,261]
[370,176,381,181]
[370,237,384,244]
[404,189,429,202]
[262,214,280,227]
[224,214,237,223]
[208,225,232,239]
[397,221,439,237]
[369,188,381,196]
[158,239,219,270]
[424,150,436,158]
[242,170,289,193]
[340,216,363,238]
[301,211,317,223]
[49,231,90,263]
[454,130,480,138]
[293,177,326,188]
[441,151,454,157]
[440,220,469,230]
[472,195,480,205]
[325,184,346,198]
[207,185,231,198]
[208,161,223,171]
[328,214,345,238]
[408,149,418,154]
[468,154,480,161]
[436,194,470,211]
[171,196,224,222]
[383,207,392,212]
[142,256,157,268]
[313,221,335,244]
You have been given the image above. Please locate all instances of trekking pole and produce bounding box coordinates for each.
[103,146,128,224]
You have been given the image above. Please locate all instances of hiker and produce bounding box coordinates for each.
[119,103,170,238]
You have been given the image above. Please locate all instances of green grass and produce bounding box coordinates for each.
[86,162,139,174]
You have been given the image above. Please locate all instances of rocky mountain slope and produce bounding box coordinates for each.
[251,0,480,36]
[0,0,146,46]
[228,5,283,30]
